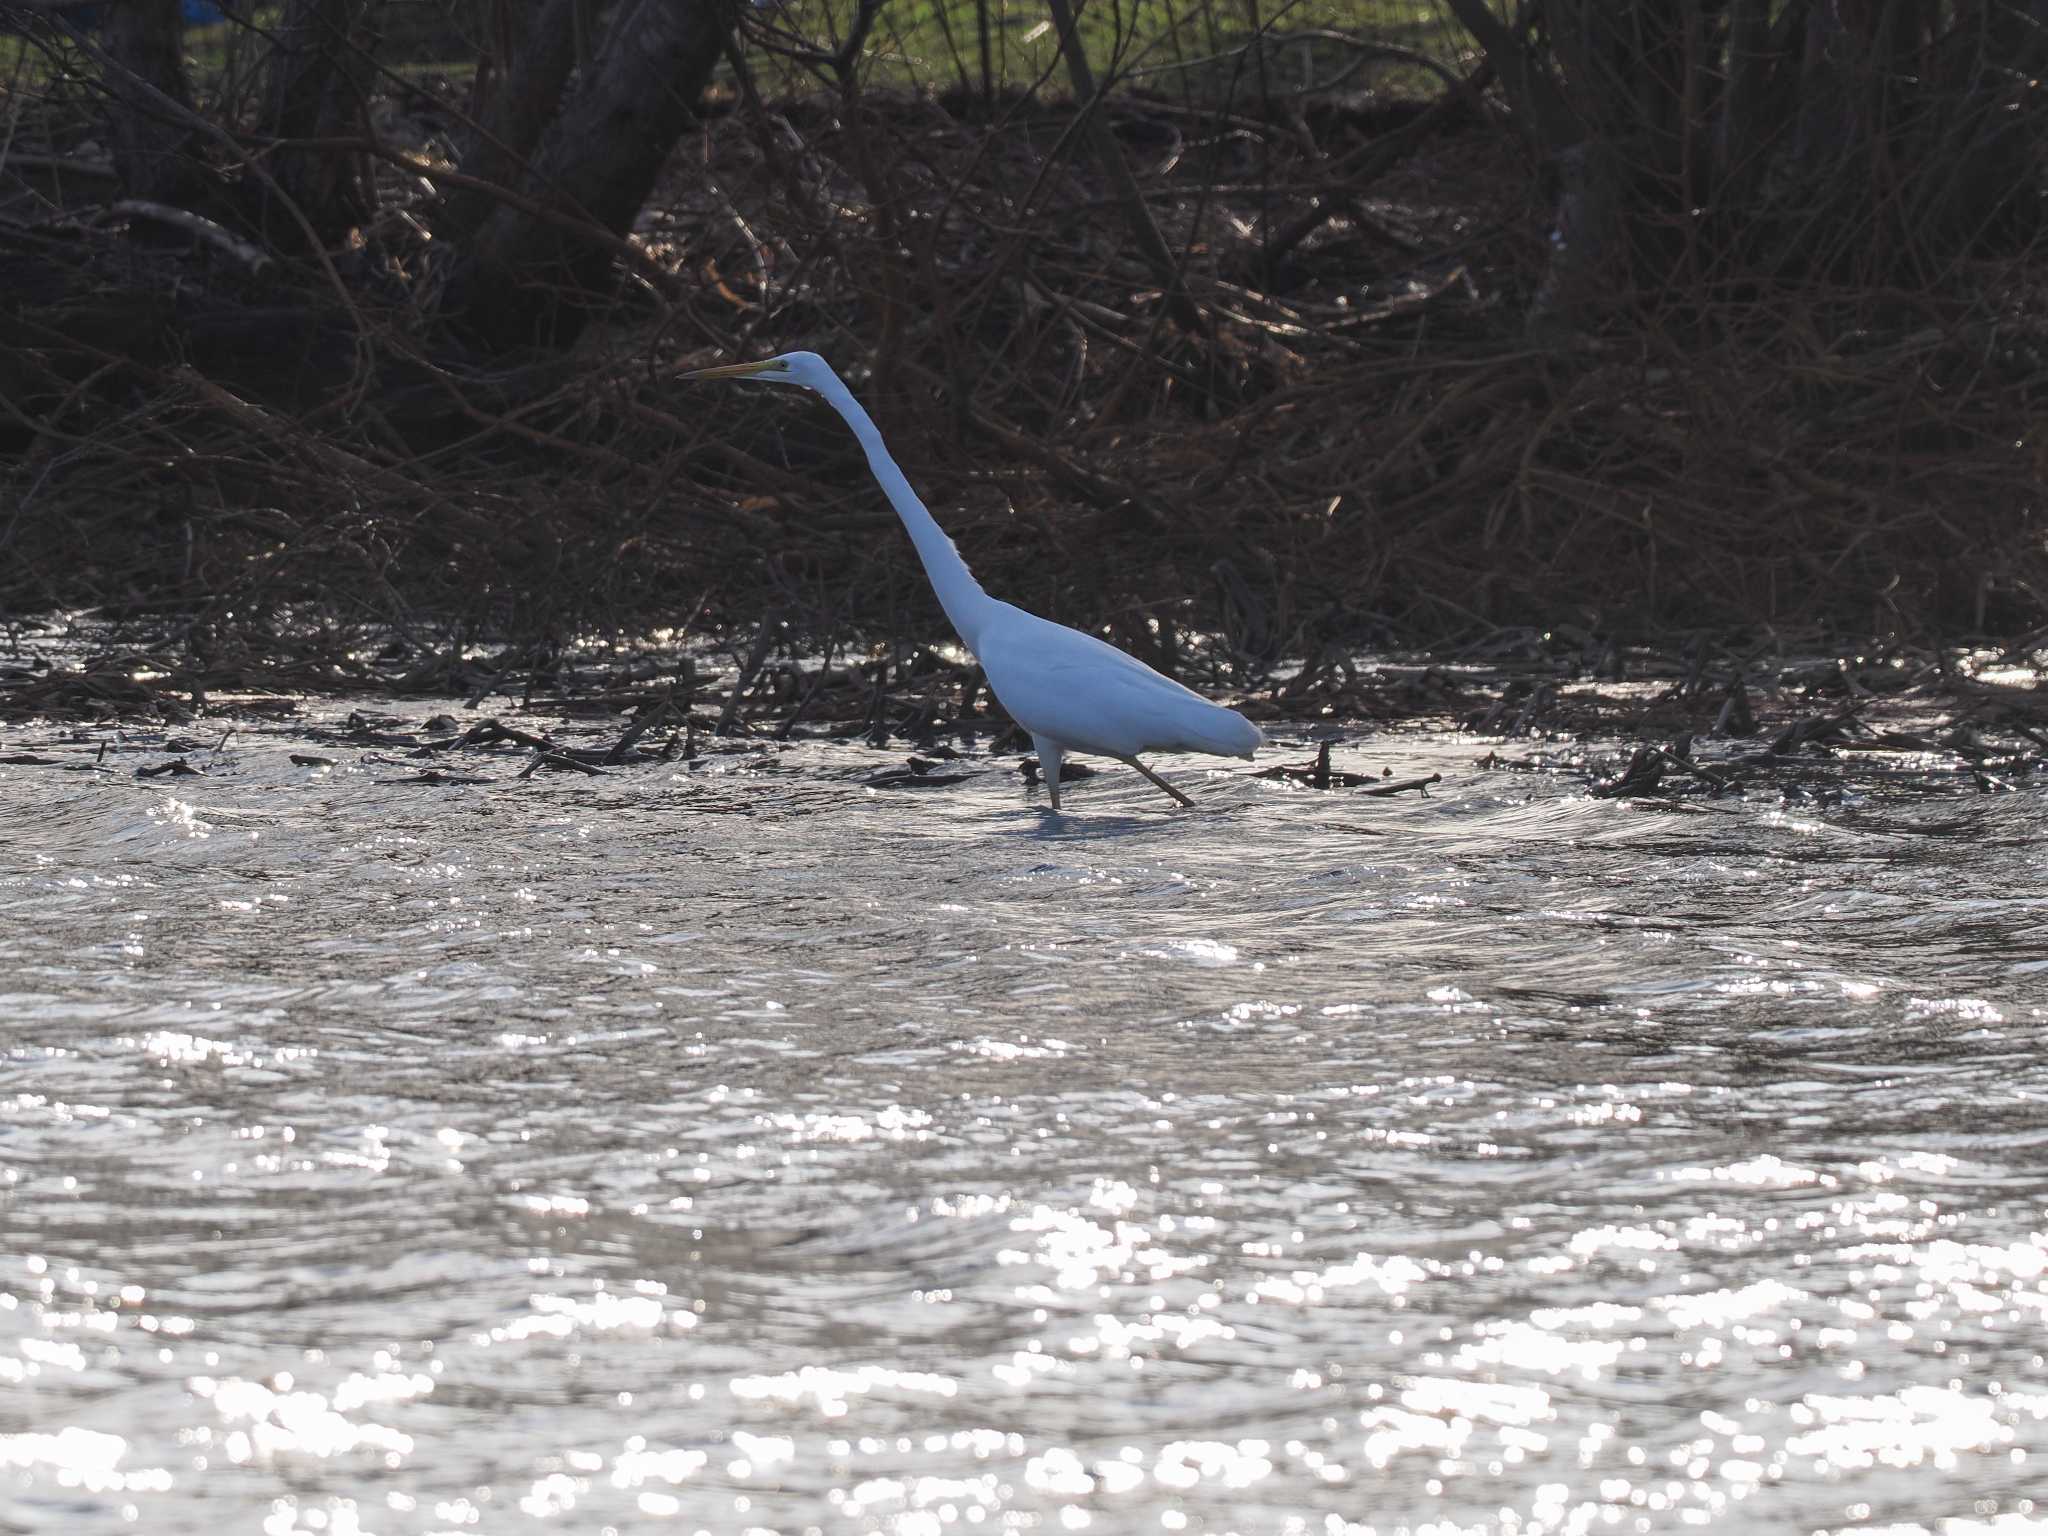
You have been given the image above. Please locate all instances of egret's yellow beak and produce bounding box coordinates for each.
[681,359,782,380]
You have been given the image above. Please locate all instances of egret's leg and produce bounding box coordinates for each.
[1032,734,1064,811]
[1120,755,1196,808]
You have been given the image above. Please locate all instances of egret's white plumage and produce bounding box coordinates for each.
[683,350,1262,810]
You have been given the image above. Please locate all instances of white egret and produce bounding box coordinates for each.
[683,351,1262,810]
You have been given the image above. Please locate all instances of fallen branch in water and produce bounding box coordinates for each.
[865,757,972,789]
[451,718,555,753]
[518,750,607,778]
[1255,740,1377,788]
[1359,771,1442,797]
[607,691,685,764]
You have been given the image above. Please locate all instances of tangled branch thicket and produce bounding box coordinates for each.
[2,0,2046,701]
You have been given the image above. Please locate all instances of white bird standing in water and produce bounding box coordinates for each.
[683,351,1262,811]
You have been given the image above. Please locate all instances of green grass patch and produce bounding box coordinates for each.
[0,0,1465,145]
[754,0,1465,100]
[0,6,282,100]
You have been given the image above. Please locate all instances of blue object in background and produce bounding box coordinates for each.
[11,2,230,31]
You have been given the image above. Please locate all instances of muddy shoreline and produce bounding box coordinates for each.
[7,622,2043,808]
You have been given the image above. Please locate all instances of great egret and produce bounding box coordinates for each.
[683,351,1262,810]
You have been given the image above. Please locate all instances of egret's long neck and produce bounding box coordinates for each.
[814,373,994,653]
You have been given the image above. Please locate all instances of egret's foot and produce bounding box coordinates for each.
[1121,755,1196,808]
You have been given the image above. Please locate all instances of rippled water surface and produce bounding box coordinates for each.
[5,712,2047,1535]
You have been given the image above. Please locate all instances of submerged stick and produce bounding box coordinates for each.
[718,612,781,736]
[607,691,681,763]
[1255,740,1378,788]
[1360,772,1442,797]
[517,750,607,779]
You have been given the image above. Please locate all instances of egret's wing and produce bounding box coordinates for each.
[989,616,1260,758]
[1052,660,1258,755]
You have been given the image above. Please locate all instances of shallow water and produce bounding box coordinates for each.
[3,712,2046,1536]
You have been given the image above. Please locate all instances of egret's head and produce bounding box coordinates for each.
[681,350,833,391]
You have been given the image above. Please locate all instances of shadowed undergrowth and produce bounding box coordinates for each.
[4,32,2047,705]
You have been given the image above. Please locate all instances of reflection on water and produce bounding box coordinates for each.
[3,714,2047,1534]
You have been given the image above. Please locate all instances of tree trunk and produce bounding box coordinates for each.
[1522,1,1653,337]
[103,0,197,201]
[1448,0,2048,320]
[1716,0,1774,197]
[259,0,384,243]
[1042,0,1207,336]
[1524,138,1622,343]
[1982,0,2048,63]
[1437,0,1575,146]
[1916,0,2048,249]
[446,0,731,352]
[442,0,586,241]
[1791,3,1854,169]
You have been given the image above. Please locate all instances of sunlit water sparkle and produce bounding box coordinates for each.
[3,713,2046,1535]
